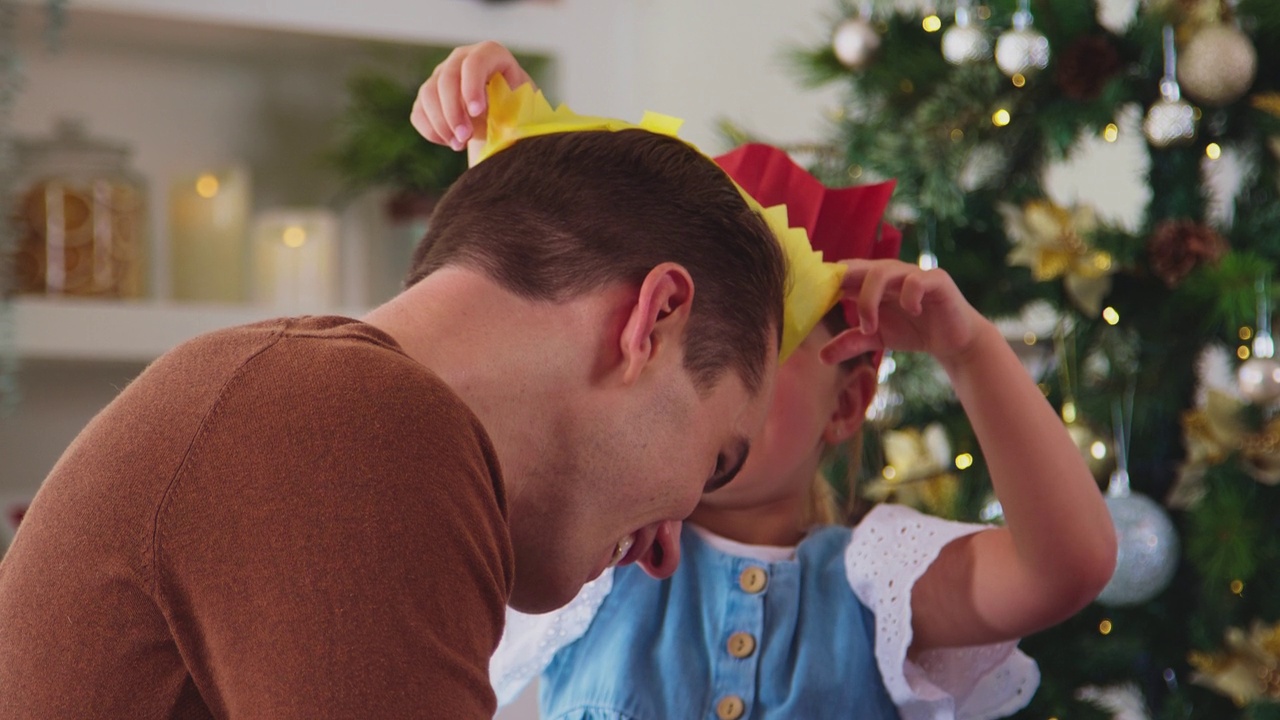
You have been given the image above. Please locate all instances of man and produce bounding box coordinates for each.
[0,128,786,717]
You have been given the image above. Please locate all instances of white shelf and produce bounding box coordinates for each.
[18,0,637,118]
[52,0,587,51]
[12,297,367,363]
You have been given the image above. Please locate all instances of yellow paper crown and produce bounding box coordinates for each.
[476,76,846,360]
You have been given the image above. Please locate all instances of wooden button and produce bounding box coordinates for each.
[727,631,756,658]
[716,695,745,720]
[738,566,767,594]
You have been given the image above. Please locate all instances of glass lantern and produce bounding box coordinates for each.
[11,119,147,298]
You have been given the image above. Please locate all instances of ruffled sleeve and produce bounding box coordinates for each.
[488,569,615,707]
[845,504,1039,720]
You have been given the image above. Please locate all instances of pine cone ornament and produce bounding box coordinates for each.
[1147,219,1228,288]
[1055,34,1123,101]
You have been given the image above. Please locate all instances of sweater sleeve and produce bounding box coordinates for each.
[845,504,1039,720]
[152,331,513,719]
[489,569,615,706]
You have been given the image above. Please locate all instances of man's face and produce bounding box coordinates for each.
[506,356,775,613]
[694,324,851,510]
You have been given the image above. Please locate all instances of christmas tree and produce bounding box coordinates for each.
[790,1,1280,718]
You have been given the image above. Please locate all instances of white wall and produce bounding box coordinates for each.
[631,0,845,154]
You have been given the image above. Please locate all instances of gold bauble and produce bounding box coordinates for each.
[1178,24,1257,107]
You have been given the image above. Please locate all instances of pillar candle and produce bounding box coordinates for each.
[251,208,340,313]
[168,165,251,303]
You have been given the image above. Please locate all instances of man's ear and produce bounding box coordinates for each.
[823,362,877,444]
[619,263,695,385]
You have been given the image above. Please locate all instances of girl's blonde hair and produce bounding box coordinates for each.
[801,306,878,528]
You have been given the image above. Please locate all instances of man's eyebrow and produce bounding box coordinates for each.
[705,437,751,493]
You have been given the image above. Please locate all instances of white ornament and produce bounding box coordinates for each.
[1194,344,1242,406]
[1143,99,1197,147]
[1144,25,1197,148]
[995,29,1049,76]
[1178,24,1257,107]
[833,17,881,71]
[1096,0,1139,34]
[941,2,990,65]
[1237,357,1280,403]
[958,142,1007,191]
[994,1,1049,77]
[1077,683,1151,720]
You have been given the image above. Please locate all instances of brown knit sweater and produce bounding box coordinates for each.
[0,317,513,718]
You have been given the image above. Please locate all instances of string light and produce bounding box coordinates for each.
[955,453,974,470]
[1102,306,1120,325]
[882,466,898,480]
[1023,332,1037,346]
[1103,123,1119,142]
[922,14,942,32]
[1230,579,1244,595]
[950,128,965,142]
[1090,441,1108,460]
[992,108,1011,127]
[1011,72,1026,88]
[1061,400,1078,424]
[281,226,308,248]
[1241,326,1254,340]
[1239,346,1252,360]
[1099,619,1113,635]
[195,173,220,199]
[1206,142,1221,160]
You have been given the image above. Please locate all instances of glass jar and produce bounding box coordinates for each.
[11,119,147,298]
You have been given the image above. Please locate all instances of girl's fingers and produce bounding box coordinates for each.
[458,51,492,125]
[409,98,442,144]
[418,76,463,151]
[898,268,931,316]
[854,263,901,334]
[843,261,934,323]
[820,328,885,365]
[434,61,470,146]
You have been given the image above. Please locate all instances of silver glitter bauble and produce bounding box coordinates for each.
[942,24,990,65]
[1237,357,1280,404]
[833,17,881,71]
[1178,24,1257,107]
[994,28,1050,76]
[1142,98,1197,147]
[1095,492,1180,606]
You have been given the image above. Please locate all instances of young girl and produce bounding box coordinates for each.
[415,42,1118,719]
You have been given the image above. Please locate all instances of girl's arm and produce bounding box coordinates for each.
[909,320,1116,650]
[824,260,1117,651]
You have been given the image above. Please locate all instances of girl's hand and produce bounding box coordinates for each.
[819,259,986,365]
[410,41,534,152]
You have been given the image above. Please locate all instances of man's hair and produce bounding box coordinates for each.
[406,129,787,395]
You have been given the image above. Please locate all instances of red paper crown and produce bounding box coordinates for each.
[714,143,900,265]
[715,144,902,365]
